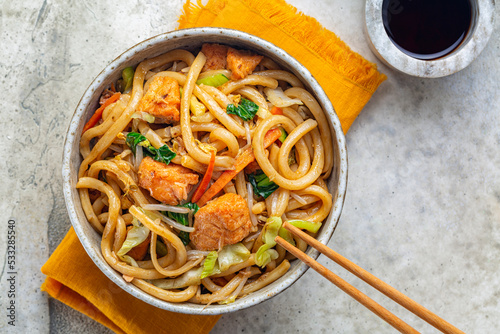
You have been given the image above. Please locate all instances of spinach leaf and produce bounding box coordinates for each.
[166,203,199,246]
[126,132,148,155]
[151,145,176,165]
[226,98,259,121]
[248,170,279,199]
[126,132,176,165]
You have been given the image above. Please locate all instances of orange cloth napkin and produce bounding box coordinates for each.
[42,1,386,333]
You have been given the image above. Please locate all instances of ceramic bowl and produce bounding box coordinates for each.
[62,27,348,315]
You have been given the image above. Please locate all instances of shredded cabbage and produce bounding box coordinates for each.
[256,107,271,119]
[189,95,206,116]
[117,218,150,257]
[151,267,203,289]
[261,216,282,244]
[255,216,283,267]
[255,244,279,268]
[131,111,155,123]
[218,295,237,305]
[264,87,303,108]
[278,227,295,246]
[288,219,322,233]
[120,255,139,267]
[218,243,250,272]
[200,251,219,279]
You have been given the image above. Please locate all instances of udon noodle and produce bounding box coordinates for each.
[77,44,333,304]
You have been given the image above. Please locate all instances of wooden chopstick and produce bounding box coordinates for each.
[275,221,465,334]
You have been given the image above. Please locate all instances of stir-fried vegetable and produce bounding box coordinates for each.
[217,243,250,272]
[191,150,216,203]
[152,267,202,289]
[278,227,295,246]
[126,132,176,165]
[196,128,283,207]
[255,217,282,267]
[196,73,229,87]
[226,98,260,121]
[270,106,283,115]
[131,111,155,123]
[120,66,135,93]
[199,243,250,279]
[117,218,150,257]
[166,202,199,246]
[200,251,219,279]
[278,128,287,143]
[248,170,279,199]
[156,240,169,257]
[288,219,322,233]
[82,92,121,134]
[189,95,206,115]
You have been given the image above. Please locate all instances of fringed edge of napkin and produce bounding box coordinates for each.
[178,0,386,93]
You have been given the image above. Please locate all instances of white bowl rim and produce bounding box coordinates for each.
[62,27,348,315]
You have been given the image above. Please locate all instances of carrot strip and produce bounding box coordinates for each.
[270,106,283,115]
[263,128,282,147]
[191,150,216,203]
[82,92,121,134]
[196,128,282,207]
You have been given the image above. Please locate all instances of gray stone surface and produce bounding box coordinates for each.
[0,0,498,333]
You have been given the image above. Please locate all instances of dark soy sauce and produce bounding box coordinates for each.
[382,0,472,60]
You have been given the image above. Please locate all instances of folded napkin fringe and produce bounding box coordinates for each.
[180,0,386,93]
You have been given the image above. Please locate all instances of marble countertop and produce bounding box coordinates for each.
[1,0,498,333]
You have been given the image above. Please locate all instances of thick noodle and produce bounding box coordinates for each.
[76,45,335,305]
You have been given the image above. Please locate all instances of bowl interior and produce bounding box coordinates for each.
[62,28,347,315]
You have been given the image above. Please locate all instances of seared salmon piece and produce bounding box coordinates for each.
[227,47,263,80]
[136,76,180,123]
[138,157,199,205]
[191,193,253,251]
[201,43,228,71]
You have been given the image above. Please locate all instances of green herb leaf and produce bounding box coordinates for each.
[226,98,259,121]
[165,203,199,246]
[248,170,279,199]
[196,73,230,87]
[126,132,176,165]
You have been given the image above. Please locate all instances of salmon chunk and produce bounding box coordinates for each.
[201,43,228,71]
[227,47,263,80]
[136,76,180,123]
[191,193,253,251]
[138,157,199,205]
